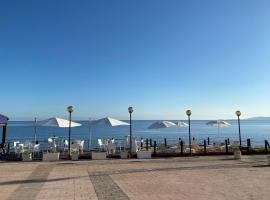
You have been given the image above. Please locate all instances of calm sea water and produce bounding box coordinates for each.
[2,120,270,148]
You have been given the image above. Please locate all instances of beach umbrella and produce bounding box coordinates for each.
[40,117,82,128]
[148,121,176,129]
[177,122,189,127]
[40,117,82,153]
[89,117,129,150]
[206,120,231,135]
[90,117,129,127]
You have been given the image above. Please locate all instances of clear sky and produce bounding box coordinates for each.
[1,0,270,120]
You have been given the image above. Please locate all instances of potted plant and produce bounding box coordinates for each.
[137,148,152,159]
[120,148,129,159]
[71,148,79,161]
[91,149,107,160]
[42,150,60,161]
[233,147,241,160]
[22,151,32,161]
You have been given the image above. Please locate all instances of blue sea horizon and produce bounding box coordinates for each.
[2,120,270,148]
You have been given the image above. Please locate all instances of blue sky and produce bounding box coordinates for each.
[1,0,270,120]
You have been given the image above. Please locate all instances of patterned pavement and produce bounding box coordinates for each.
[0,155,269,200]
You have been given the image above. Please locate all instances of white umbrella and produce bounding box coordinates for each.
[90,117,129,127]
[206,120,231,127]
[206,120,231,135]
[41,117,82,128]
[148,121,176,129]
[177,122,189,127]
[89,117,129,150]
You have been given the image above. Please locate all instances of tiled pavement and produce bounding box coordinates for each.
[0,155,270,200]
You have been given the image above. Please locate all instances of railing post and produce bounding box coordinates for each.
[204,140,206,154]
[164,138,167,148]
[265,140,269,152]
[150,138,152,147]
[154,141,156,154]
[247,139,251,151]
[225,139,228,153]
[146,138,149,151]
[207,137,210,145]
[180,140,183,155]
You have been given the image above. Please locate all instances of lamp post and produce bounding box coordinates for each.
[236,110,242,150]
[67,106,73,159]
[128,106,134,158]
[186,110,192,156]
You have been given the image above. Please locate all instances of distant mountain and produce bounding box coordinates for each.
[246,117,270,120]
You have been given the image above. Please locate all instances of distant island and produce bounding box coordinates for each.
[246,117,270,120]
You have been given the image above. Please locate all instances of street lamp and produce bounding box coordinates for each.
[128,106,134,158]
[67,106,73,159]
[186,110,192,156]
[236,110,242,150]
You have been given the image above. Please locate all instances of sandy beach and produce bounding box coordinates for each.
[0,155,269,200]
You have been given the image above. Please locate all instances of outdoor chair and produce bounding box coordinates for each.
[79,140,84,152]
[16,143,24,153]
[107,141,116,155]
[98,139,107,151]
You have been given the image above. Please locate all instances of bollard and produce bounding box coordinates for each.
[141,138,143,148]
[247,139,251,151]
[150,138,152,147]
[154,141,157,154]
[207,137,210,145]
[180,140,183,155]
[265,140,269,152]
[225,139,228,153]
[146,138,149,151]
[204,140,206,154]
[164,138,167,147]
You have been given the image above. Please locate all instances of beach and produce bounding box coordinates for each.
[1,155,269,200]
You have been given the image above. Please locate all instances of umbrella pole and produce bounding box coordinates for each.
[34,117,37,144]
[218,124,220,137]
[88,126,92,150]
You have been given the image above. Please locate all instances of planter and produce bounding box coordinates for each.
[267,156,270,165]
[91,151,107,160]
[71,154,79,161]
[233,150,241,160]
[137,151,152,159]
[22,152,32,162]
[120,151,128,159]
[42,152,60,161]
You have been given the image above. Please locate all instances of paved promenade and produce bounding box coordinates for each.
[0,155,269,200]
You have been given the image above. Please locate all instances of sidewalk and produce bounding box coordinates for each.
[0,155,269,200]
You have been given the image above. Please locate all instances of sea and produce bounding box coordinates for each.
[2,120,270,148]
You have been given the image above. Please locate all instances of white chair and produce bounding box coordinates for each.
[107,141,116,155]
[98,139,106,150]
[48,137,57,152]
[33,144,40,152]
[124,136,137,153]
[63,140,69,152]
[15,143,24,153]
[135,139,141,152]
[79,140,84,152]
